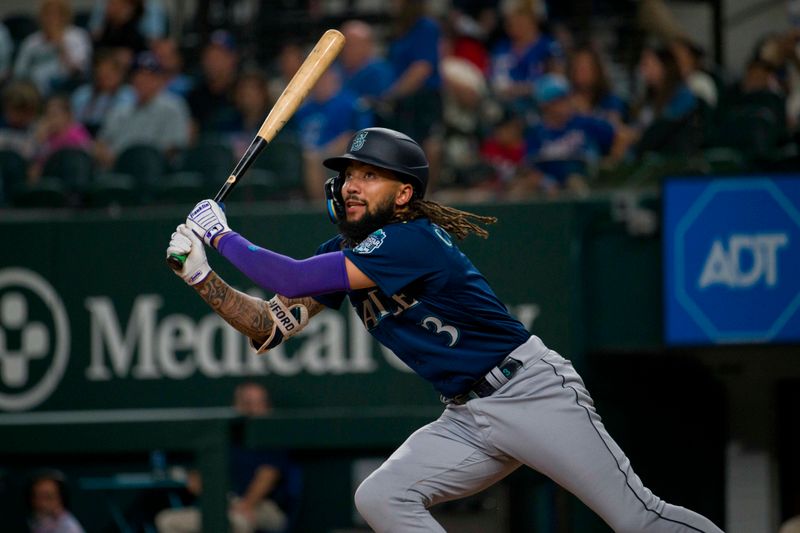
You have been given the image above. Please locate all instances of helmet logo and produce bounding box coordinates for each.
[350,131,369,152]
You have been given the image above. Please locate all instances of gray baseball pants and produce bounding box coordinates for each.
[355,336,724,532]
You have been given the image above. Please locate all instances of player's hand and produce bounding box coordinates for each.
[186,199,230,248]
[167,224,211,285]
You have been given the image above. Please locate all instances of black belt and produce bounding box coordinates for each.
[442,356,524,405]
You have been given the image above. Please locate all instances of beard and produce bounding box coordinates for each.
[338,194,396,245]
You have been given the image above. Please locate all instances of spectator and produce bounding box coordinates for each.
[29,93,92,180]
[92,0,148,67]
[736,57,783,97]
[339,20,394,102]
[716,57,788,155]
[89,0,168,42]
[186,29,240,139]
[70,49,136,137]
[670,37,718,108]
[752,29,800,130]
[0,80,41,159]
[151,38,194,97]
[268,41,305,105]
[488,0,562,111]
[567,44,627,125]
[0,22,12,83]
[517,74,627,196]
[479,107,526,191]
[445,6,492,74]
[12,0,92,96]
[440,42,489,185]
[94,51,190,168]
[155,382,298,533]
[632,44,697,130]
[294,68,372,200]
[27,469,85,533]
[383,0,444,190]
[228,68,272,159]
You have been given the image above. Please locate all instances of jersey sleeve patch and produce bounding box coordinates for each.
[352,229,386,255]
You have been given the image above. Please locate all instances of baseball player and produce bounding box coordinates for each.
[167,127,724,532]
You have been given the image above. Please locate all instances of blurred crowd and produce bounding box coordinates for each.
[1,0,800,209]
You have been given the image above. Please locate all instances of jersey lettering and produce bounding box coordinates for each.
[391,293,417,314]
[355,289,419,330]
[420,316,460,347]
[361,297,380,329]
[367,291,390,317]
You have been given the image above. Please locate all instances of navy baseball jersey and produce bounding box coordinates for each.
[313,218,531,397]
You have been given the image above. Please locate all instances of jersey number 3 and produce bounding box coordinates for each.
[420,316,460,347]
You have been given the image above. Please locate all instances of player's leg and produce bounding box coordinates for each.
[354,415,521,533]
[479,350,724,533]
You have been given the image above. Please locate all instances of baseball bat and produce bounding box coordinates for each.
[168,29,345,271]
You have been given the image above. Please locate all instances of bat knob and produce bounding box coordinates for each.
[167,253,187,271]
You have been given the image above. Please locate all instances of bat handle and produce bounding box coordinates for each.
[167,253,187,271]
[166,134,268,273]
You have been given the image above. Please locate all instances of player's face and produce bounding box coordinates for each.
[340,162,410,222]
[338,162,414,243]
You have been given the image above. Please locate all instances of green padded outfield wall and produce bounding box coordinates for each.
[1,200,586,414]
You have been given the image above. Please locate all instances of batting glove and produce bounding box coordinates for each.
[186,199,230,248]
[167,224,212,285]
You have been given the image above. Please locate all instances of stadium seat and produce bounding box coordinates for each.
[83,172,141,208]
[2,13,37,58]
[252,134,304,196]
[11,177,70,208]
[0,149,28,206]
[174,141,234,186]
[635,109,706,157]
[41,147,95,192]
[235,168,284,202]
[113,144,168,197]
[152,171,207,205]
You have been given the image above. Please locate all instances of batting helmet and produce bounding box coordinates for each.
[323,128,429,223]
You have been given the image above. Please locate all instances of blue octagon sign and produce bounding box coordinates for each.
[664,177,800,345]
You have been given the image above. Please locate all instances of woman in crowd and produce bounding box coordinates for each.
[567,44,627,125]
[632,44,697,129]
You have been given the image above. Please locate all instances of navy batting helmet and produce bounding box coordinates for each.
[323,128,429,222]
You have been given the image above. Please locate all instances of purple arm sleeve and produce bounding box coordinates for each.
[216,232,350,298]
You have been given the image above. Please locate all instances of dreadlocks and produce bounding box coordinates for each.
[394,199,497,240]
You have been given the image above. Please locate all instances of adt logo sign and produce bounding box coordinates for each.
[664,177,800,344]
[0,268,70,411]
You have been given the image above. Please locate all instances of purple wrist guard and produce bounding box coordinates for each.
[217,232,350,298]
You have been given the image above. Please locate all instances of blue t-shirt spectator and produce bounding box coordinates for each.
[490,35,562,88]
[340,60,395,100]
[526,114,615,185]
[294,89,372,150]
[388,17,442,90]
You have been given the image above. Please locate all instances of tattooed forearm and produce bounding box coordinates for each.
[193,273,327,346]
[194,272,274,343]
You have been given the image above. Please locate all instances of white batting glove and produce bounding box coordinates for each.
[186,199,230,247]
[167,224,212,285]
